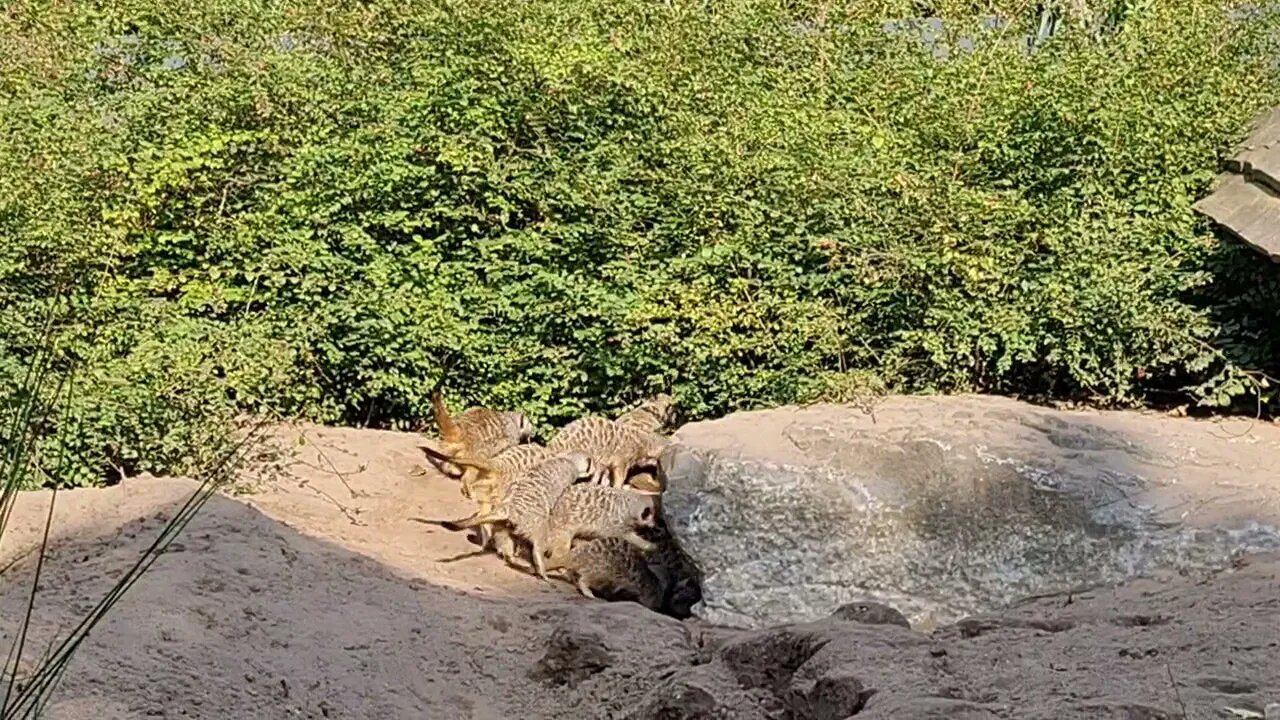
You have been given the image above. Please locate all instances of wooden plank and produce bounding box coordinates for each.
[1224,106,1280,174]
[1193,174,1280,262]
[1243,145,1280,195]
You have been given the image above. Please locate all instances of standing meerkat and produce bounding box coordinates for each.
[547,417,672,488]
[614,394,678,492]
[430,443,554,556]
[538,483,660,572]
[614,393,678,434]
[556,537,665,611]
[420,389,534,484]
[419,451,596,579]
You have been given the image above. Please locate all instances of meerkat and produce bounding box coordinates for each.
[418,389,534,484]
[547,416,672,488]
[555,537,665,610]
[538,483,660,573]
[614,393,678,434]
[613,394,677,492]
[424,443,552,500]
[432,443,554,552]
[418,451,596,579]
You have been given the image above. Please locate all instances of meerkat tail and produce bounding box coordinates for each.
[411,510,506,532]
[428,448,498,474]
[431,389,463,444]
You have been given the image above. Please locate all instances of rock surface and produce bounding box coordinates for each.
[662,394,1280,629]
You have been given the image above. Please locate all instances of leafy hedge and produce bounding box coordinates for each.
[2,0,1279,487]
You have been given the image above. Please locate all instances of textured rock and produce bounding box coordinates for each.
[530,603,691,687]
[786,665,868,719]
[626,666,770,720]
[858,697,1003,718]
[600,556,1280,719]
[661,395,1280,629]
[829,600,911,628]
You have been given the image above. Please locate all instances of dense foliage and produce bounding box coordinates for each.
[2,0,1279,487]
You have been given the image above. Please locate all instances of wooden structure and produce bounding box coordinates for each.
[1194,106,1280,262]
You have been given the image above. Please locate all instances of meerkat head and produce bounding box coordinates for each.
[560,450,595,480]
[648,393,677,424]
[507,411,535,442]
[630,493,659,528]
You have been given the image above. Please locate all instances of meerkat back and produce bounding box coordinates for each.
[614,393,677,434]
[453,408,533,458]
[547,415,619,454]
[433,389,533,458]
[564,537,664,610]
[541,484,659,569]
[501,452,596,529]
[464,443,555,507]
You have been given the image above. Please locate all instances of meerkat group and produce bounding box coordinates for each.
[415,391,698,615]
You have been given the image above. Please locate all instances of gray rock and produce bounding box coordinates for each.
[786,665,868,719]
[534,622,614,686]
[531,603,690,687]
[626,666,769,720]
[858,697,1003,719]
[661,395,1280,629]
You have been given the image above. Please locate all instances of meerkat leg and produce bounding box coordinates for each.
[542,544,569,573]
[591,465,610,486]
[575,577,597,599]
[608,463,628,488]
[622,532,657,553]
[472,499,495,547]
[459,466,483,499]
[492,530,520,565]
[531,540,549,579]
[434,442,465,478]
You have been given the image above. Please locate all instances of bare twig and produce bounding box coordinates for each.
[1166,663,1188,719]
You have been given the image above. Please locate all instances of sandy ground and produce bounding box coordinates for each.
[0,424,602,718]
[0,416,1278,719]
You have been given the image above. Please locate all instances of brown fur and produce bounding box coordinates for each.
[557,537,664,610]
[442,443,553,556]
[539,484,659,572]
[614,393,677,434]
[612,394,676,493]
[417,451,596,579]
[424,389,533,487]
[547,416,671,488]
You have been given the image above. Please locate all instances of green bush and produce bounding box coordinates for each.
[2,0,1279,487]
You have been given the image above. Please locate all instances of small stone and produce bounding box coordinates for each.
[830,600,911,628]
[789,666,867,720]
[532,625,613,686]
[627,678,720,720]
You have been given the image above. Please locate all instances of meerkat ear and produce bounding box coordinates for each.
[641,506,654,521]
